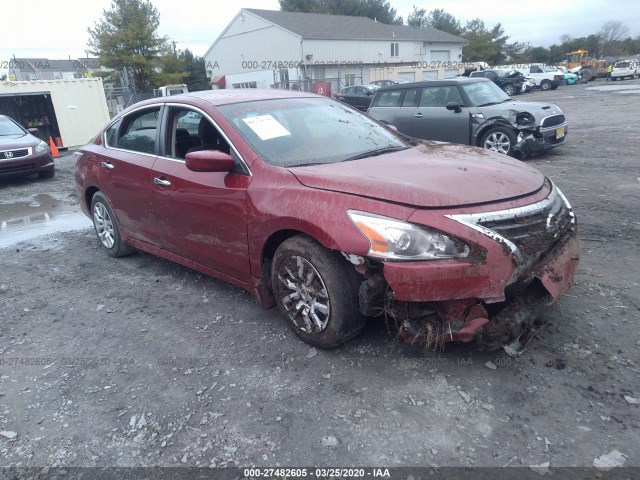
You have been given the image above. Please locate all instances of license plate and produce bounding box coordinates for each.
[555,127,565,139]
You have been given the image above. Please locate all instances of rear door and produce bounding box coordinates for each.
[98,106,160,244]
[392,87,421,136]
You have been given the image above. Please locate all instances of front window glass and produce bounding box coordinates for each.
[419,86,461,108]
[461,81,511,107]
[218,98,408,168]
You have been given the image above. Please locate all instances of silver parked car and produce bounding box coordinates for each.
[367,77,568,157]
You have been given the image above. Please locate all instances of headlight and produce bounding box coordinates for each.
[516,112,535,126]
[347,210,470,261]
[35,140,49,153]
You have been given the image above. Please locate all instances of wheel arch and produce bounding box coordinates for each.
[260,229,306,279]
[258,226,360,291]
[84,186,100,212]
[474,119,516,147]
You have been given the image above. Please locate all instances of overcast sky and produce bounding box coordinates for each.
[1,0,638,64]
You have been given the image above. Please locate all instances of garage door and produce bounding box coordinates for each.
[430,50,451,62]
[397,72,416,84]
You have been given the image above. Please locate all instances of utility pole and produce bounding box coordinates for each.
[172,40,177,55]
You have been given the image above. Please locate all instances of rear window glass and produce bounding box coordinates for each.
[373,90,402,107]
[107,108,160,154]
[615,62,630,68]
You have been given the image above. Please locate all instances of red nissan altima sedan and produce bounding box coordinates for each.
[74,89,579,350]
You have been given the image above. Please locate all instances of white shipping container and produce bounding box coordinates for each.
[0,78,110,148]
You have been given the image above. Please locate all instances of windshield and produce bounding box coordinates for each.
[615,61,630,68]
[461,81,511,107]
[0,116,27,136]
[218,97,408,167]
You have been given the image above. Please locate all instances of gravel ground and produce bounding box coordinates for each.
[0,80,639,474]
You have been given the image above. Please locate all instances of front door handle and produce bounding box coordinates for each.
[153,177,171,187]
[413,113,423,118]
[101,161,114,170]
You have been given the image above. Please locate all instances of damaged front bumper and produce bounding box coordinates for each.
[514,123,568,157]
[354,183,580,350]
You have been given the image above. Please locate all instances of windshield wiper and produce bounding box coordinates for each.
[478,100,510,107]
[343,146,408,162]
[289,162,326,168]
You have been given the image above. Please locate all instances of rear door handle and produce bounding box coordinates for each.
[413,113,423,118]
[153,177,171,187]
[101,161,114,170]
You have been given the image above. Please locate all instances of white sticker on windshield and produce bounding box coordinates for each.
[242,114,291,141]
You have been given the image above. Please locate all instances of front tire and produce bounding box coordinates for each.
[480,127,517,156]
[271,235,365,348]
[38,167,55,179]
[90,192,134,258]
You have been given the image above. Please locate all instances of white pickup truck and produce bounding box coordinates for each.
[501,64,564,91]
[156,84,189,97]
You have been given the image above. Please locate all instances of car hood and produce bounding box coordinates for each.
[481,101,563,119]
[288,143,545,208]
[0,134,39,150]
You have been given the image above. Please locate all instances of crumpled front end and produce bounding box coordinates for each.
[513,112,568,157]
[353,181,580,350]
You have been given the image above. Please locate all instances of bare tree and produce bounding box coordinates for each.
[599,21,629,56]
[560,34,573,44]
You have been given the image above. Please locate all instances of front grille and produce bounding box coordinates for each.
[477,186,575,265]
[0,163,35,174]
[540,115,565,128]
[0,148,30,159]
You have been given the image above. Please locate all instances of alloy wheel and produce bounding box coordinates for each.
[276,255,331,334]
[93,202,115,249]
[484,132,512,155]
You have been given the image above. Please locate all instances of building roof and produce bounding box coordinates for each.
[245,9,466,43]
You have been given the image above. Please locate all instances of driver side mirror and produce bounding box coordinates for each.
[445,102,463,113]
[185,150,235,172]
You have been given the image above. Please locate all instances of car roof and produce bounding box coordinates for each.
[376,77,489,90]
[132,89,322,109]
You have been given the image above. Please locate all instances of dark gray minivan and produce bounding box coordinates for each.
[367,77,568,157]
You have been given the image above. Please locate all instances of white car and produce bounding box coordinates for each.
[611,60,639,81]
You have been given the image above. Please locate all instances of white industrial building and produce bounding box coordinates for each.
[204,9,467,96]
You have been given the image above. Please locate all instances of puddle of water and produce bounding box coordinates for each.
[0,194,92,249]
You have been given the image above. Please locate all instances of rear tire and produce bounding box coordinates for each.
[90,192,134,258]
[502,84,516,96]
[271,235,365,348]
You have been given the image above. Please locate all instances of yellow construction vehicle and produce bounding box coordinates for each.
[565,50,608,81]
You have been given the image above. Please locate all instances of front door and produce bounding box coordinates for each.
[151,106,252,282]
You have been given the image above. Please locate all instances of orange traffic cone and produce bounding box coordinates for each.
[48,136,60,158]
